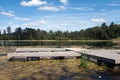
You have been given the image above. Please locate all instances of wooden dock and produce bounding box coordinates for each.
[16,48,66,52]
[8,48,81,60]
[7,48,120,68]
[68,48,120,68]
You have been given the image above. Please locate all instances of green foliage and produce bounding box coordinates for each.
[80,53,88,69]
[0,22,120,40]
[7,26,11,34]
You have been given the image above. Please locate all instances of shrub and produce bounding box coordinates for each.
[80,53,88,69]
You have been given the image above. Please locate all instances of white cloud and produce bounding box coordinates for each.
[14,17,30,21]
[91,18,105,23]
[38,6,59,12]
[70,7,94,11]
[0,7,5,11]
[21,0,47,6]
[20,0,66,12]
[108,3,120,6]
[38,6,65,12]
[59,6,66,10]
[0,10,30,21]
[60,0,68,5]
[8,10,14,13]
[0,11,15,17]
[39,20,47,24]
[22,20,47,27]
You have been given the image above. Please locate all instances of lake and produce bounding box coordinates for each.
[0,40,120,49]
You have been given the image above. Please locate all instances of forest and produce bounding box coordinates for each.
[0,22,120,40]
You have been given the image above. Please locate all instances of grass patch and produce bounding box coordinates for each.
[0,59,105,80]
[113,37,120,43]
[0,57,120,80]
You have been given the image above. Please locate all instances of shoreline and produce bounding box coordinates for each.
[0,40,112,42]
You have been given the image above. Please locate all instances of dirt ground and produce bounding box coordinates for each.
[0,46,16,54]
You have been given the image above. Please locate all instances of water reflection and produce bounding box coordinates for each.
[0,40,119,48]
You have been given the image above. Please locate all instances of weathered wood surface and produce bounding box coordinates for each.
[68,49,120,64]
[8,51,81,58]
[7,48,120,65]
[86,50,120,64]
[16,48,66,52]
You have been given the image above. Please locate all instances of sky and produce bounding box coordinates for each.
[0,0,120,32]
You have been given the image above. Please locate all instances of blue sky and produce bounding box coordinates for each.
[0,0,120,32]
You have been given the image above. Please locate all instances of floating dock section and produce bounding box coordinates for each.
[8,48,82,61]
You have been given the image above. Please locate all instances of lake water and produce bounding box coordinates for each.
[0,40,120,49]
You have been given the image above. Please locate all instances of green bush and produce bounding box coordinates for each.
[80,53,88,69]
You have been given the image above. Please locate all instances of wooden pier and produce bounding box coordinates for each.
[68,48,120,68]
[7,48,120,68]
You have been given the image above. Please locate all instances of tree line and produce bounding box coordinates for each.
[0,22,120,40]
